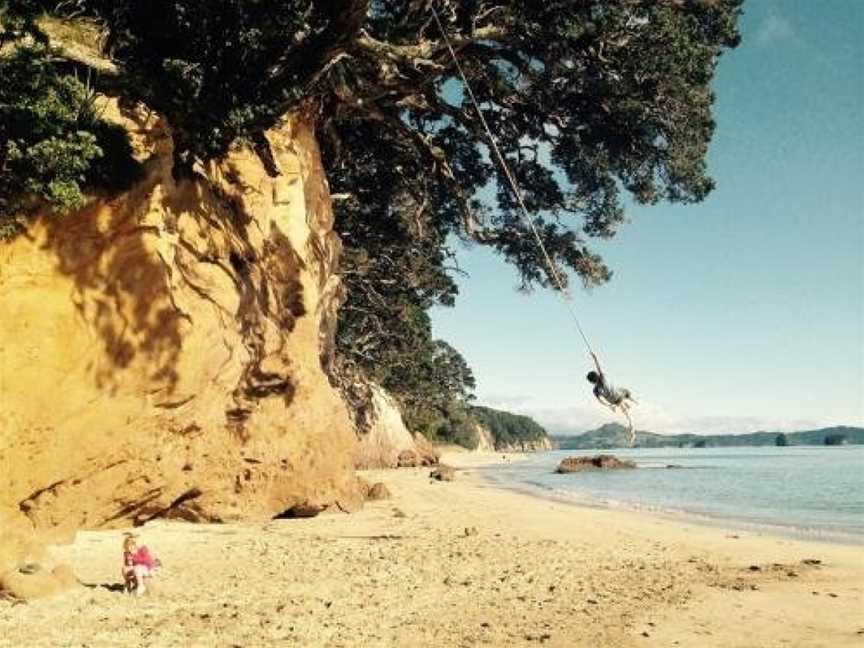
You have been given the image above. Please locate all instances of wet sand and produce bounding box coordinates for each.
[1,452,861,647]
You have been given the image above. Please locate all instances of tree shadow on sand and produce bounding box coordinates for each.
[82,581,126,593]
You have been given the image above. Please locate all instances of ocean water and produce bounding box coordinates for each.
[474,446,864,543]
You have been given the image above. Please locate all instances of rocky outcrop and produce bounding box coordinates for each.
[473,422,553,453]
[499,436,554,453]
[555,455,636,473]
[429,465,456,482]
[350,382,440,469]
[354,384,421,469]
[412,433,440,466]
[0,102,360,586]
[366,482,392,501]
[395,437,440,468]
[0,563,78,601]
[356,477,391,501]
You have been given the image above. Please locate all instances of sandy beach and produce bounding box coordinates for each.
[1,452,862,648]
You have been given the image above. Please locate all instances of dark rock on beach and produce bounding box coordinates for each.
[274,502,328,519]
[397,436,441,468]
[397,450,420,468]
[366,482,392,501]
[430,465,456,482]
[555,455,636,473]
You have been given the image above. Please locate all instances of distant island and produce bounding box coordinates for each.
[553,423,864,450]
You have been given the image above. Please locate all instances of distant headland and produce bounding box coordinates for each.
[553,424,864,450]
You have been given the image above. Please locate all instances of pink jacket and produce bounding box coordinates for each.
[131,546,158,569]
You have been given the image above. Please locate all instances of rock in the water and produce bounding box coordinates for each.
[555,455,636,473]
[430,465,456,481]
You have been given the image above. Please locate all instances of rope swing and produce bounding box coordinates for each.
[430,5,639,445]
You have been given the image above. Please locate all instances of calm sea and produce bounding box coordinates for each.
[474,446,864,543]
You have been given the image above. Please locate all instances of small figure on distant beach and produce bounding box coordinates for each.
[586,352,638,446]
[122,533,160,596]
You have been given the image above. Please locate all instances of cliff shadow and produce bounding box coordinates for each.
[158,175,307,433]
[39,174,185,396]
[35,159,311,419]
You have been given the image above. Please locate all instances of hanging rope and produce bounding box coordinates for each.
[430,5,597,360]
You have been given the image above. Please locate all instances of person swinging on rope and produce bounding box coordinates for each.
[586,352,638,446]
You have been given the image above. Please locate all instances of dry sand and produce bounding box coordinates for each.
[1,452,861,647]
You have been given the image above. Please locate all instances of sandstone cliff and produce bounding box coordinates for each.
[474,423,496,452]
[353,384,417,469]
[473,422,553,453]
[503,435,554,453]
[353,384,439,469]
[0,103,361,583]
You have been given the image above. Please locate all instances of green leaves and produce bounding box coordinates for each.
[8,1,741,288]
[0,25,141,234]
[0,45,102,232]
[471,406,549,448]
[69,0,322,171]
[1,3,742,430]
[13,132,101,202]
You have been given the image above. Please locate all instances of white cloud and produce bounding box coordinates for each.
[755,11,796,47]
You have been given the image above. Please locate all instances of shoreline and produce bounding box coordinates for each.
[1,451,861,647]
[452,449,864,547]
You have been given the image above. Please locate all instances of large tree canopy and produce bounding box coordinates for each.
[4,0,742,286]
[1,1,743,433]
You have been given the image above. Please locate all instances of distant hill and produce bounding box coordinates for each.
[553,424,864,450]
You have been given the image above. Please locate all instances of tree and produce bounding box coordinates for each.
[2,2,743,425]
[383,336,477,440]
[775,433,788,447]
[471,405,548,449]
[0,45,97,236]
[0,6,140,235]
[4,0,742,281]
[824,434,846,446]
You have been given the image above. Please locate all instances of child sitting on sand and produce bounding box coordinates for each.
[122,533,160,595]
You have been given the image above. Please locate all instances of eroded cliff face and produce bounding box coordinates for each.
[353,384,439,469]
[473,423,553,453]
[474,423,496,453]
[0,104,360,582]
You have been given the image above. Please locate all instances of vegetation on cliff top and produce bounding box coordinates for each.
[1,1,743,436]
[407,404,551,451]
[472,406,549,449]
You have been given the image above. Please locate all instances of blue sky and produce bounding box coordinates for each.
[430,1,864,435]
